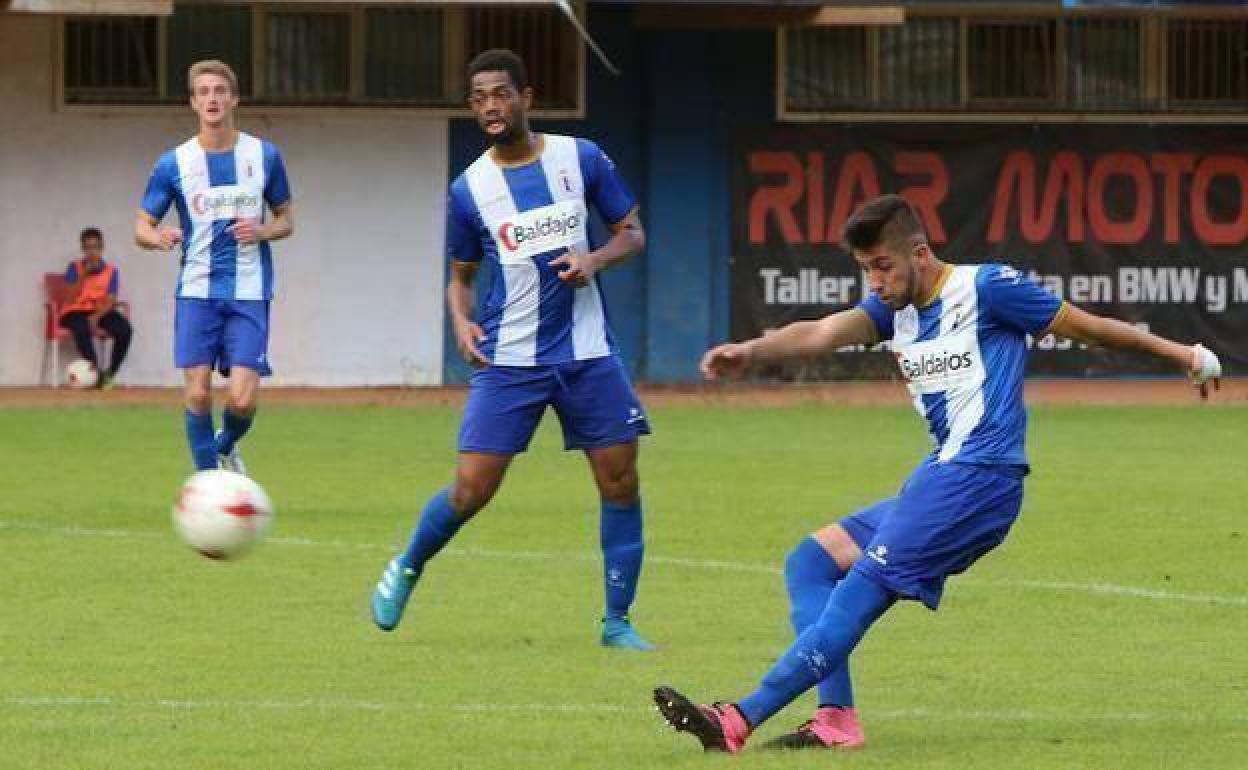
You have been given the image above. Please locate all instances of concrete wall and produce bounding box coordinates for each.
[0,13,448,386]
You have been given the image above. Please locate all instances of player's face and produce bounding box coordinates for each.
[855,243,918,310]
[81,235,103,261]
[468,70,532,145]
[190,74,237,128]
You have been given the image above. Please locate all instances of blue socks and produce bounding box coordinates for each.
[601,499,645,620]
[184,410,217,471]
[784,537,855,708]
[399,488,465,573]
[737,569,895,728]
[216,408,254,455]
[185,408,255,471]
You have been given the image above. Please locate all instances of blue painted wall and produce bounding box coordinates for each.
[445,6,774,383]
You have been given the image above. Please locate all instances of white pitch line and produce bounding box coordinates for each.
[3,696,1244,725]
[1,695,631,715]
[3,518,1245,607]
[978,579,1248,608]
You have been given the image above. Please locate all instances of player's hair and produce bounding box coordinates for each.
[466,48,529,92]
[187,59,239,97]
[79,226,102,244]
[841,194,927,254]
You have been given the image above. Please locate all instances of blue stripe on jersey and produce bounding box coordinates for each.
[261,247,274,297]
[209,220,237,299]
[575,138,634,225]
[206,151,239,298]
[172,177,194,298]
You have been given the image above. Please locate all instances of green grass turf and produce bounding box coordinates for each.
[1,402,1245,769]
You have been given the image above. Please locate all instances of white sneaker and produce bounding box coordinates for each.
[214,430,248,476]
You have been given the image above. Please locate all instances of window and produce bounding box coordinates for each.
[968,19,1056,104]
[60,2,584,113]
[466,6,580,110]
[781,10,1241,118]
[365,7,444,104]
[784,27,868,111]
[879,17,959,109]
[167,4,252,99]
[64,17,158,104]
[1066,17,1141,109]
[265,11,351,102]
[1168,18,1248,107]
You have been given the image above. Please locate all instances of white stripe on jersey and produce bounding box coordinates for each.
[892,304,928,435]
[935,267,986,462]
[173,139,213,299]
[541,135,609,361]
[891,266,988,462]
[464,155,541,366]
[232,134,266,299]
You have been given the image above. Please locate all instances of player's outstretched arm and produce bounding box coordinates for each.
[701,307,878,380]
[134,210,182,251]
[1048,304,1222,398]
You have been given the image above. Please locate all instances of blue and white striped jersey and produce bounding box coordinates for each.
[141,132,291,301]
[446,134,636,367]
[860,264,1066,469]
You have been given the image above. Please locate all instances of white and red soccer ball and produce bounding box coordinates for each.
[173,470,274,560]
[66,358,98,389]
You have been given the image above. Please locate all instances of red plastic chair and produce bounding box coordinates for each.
[41,272,129,386]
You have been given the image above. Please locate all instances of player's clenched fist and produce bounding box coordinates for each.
[156,226,183,250]
[549,247,595,287]
[1189,343,1221,400]
[701,342,753,380]
[228,218,263,245]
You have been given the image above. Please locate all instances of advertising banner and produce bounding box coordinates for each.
[733,124,1248,377]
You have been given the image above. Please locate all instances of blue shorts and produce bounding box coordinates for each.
[840,459,1025,610]
[174,298,272,376]
[458,356,651,454]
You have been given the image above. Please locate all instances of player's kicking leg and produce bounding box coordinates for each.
[371,452,511,631]
[653,686,751,753]
[761,521,875,750]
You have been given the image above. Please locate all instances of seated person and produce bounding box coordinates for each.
[60,227,132,389]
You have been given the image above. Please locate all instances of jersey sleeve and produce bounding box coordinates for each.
[65,262,79,284]
[108,269,119,295]
[445,182,483,264]
[977,264,1064,335]
[857,293,895,341]
[140,152,178,221]
[263,142,292,208]
[577,139,635,225]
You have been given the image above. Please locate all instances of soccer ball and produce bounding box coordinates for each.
[66,358,98,389]
[172,470,274,560]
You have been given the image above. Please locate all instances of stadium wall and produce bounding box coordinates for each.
[446,5,774,384]
[0,12,448,387]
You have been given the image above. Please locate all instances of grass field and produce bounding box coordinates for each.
[2,400,1245,769]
